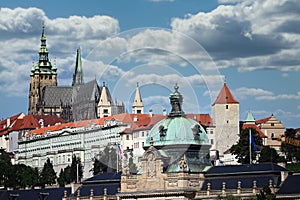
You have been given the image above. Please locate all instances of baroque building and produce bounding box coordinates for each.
[120,84,212,199]
[28,27,125,121]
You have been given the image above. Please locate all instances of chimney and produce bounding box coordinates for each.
[6,118,10,128]
[39,119,44,128]
[149,109,153,117]
[133,115,138,122]
[163,109,167,116]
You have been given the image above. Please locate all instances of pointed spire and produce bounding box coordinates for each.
[169,83,184,117]
[212,82,239,105]
[34,25,54,74]
[132,82,144,114]
[72,47,84,86]
[245,111,255,123]
[99,82,112,106]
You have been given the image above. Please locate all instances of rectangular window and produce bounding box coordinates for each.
[271,123,274,126]
[126,135,130,140]
[103,109,108,114]
[211,139,214,145]
[226,105,229,109]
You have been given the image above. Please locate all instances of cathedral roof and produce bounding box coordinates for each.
[42,86,73,107]
[73,80,100,103]
[212,82,239,105]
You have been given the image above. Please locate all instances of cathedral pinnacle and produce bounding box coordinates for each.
[72,47,84,86]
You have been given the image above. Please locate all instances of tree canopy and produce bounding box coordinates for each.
[230,128,262,164]
[258,146,284,163]
[281,128,300,162]
[40,158,57,187]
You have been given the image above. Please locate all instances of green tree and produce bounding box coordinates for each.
[70,155,83,183]
[0,150,14,189]
[40,158,57,187]
[230,128,262,164]
[63,165,71,184]
[57,169,65,187]
[13,164,39,189]
[281,128,300,162]
[256,186,276,200]
[258,146,283,163]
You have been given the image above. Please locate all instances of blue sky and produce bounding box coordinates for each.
[0,0,299,128]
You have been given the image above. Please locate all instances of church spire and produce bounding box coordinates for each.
[34,25,55,74]
[132,82,144,114]
[72,47,84,86]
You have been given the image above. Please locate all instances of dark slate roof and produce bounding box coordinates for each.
[205,163,290,176]
[42,86,73,107]
[201,176,279,190]
[276,174,300,195]
[0,187,71,200]
[71,172,121,197]
[73,80,100,103]
[73,183,120,197]
[83,172,121,184]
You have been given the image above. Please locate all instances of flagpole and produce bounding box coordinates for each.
[249,129,252,164]
[116,143,119,173]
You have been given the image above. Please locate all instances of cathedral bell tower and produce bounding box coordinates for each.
[28,26,57,115]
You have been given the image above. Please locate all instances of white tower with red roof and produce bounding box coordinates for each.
[212,82,240,157]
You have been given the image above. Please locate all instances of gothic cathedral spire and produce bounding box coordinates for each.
[72,47,84,86]
[28,25,57,115]
[132,82,144,114]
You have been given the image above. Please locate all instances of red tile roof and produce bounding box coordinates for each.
[33,115,66,126]
[242,124,267,138]
[255,117,271,125]
[10,115,41,131]
[186,114,213,126]
[212,83,239,105]
[0,113,24,136]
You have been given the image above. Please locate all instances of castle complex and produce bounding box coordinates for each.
[28,26,125,122]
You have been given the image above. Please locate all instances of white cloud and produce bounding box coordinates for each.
[0,7,120,97]
[170,0,300,72]
[235,87,274,100]
[233,87,300,101]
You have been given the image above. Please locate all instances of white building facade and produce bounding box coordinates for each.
[16,120,129,178]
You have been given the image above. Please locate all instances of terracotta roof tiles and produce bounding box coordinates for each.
[213,83,239,105]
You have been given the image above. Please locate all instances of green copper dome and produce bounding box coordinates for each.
[145,84,209,147]
[145,116,209,147]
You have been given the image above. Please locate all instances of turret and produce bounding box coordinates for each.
[132,82,144,114]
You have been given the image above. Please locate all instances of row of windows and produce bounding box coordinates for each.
[133,142,145,149]
[133,131,148,138]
